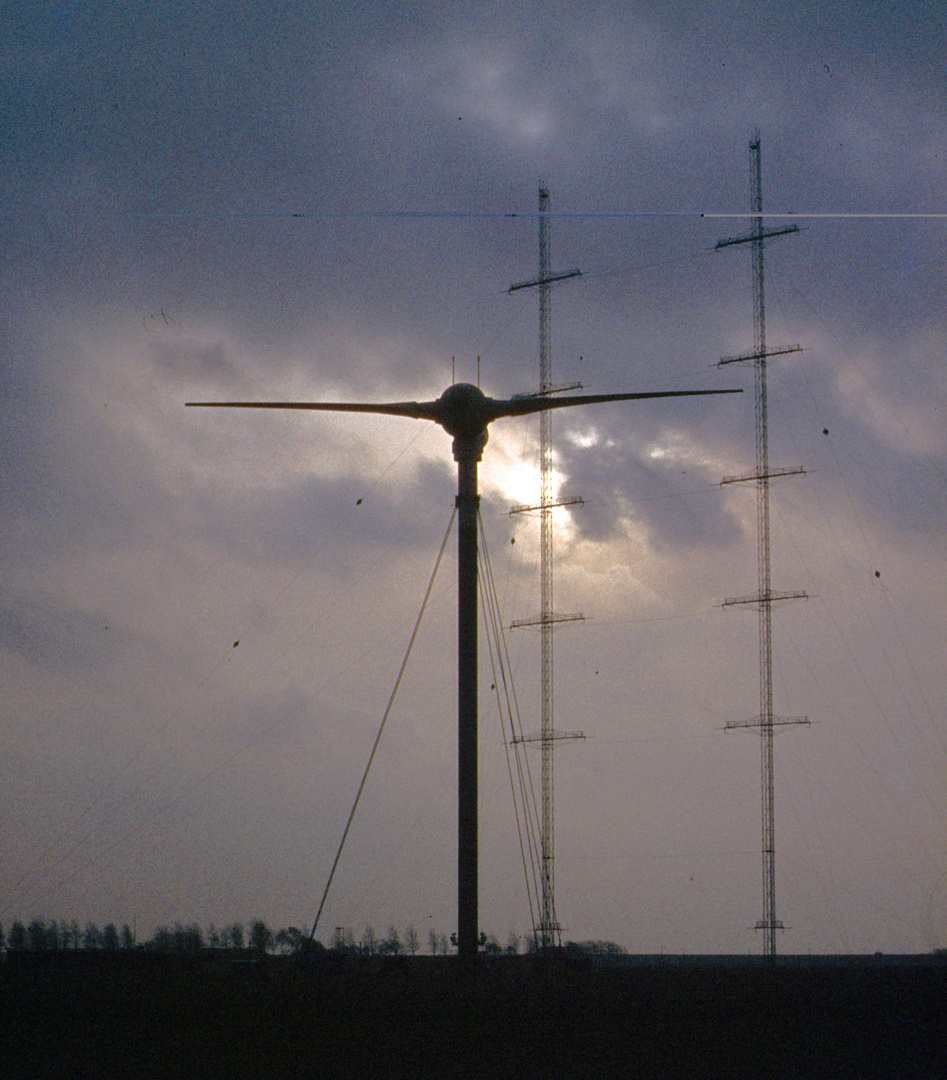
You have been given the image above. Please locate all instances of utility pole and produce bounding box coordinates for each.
[716,131,809,960]
[509,184,584,948]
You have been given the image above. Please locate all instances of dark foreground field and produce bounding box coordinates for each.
[1,952,944,1078]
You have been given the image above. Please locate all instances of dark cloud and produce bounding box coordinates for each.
[0,589,117,675]
[0,343,174,563]
[193,456,455,566]
[555,424,743,550]
[148,335,243,389]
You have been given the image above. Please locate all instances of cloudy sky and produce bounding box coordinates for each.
[1,1,944,955]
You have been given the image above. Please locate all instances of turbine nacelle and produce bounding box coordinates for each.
[431,382,495,440]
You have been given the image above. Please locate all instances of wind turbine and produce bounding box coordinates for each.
[187,380,740,958]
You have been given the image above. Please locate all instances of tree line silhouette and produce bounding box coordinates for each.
[0,918,309,955]
[0,918,631,958]
[0,918,487,956]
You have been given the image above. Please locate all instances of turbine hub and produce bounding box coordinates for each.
[434,383,494,439]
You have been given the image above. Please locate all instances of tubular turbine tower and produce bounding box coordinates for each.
[188,379,740,959]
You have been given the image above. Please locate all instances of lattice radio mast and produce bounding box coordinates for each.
[716,132,809,959]
[509,184,584,948]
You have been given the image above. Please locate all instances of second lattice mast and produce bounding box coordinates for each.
[509,184,584,948]
[716,132,810,960]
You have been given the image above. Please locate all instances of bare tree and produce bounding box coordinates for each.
[331,926,355,952]
[275,927,307,954]
[570,940,627,957]
[167,924,203,953]
[150,926,172,952]
[405,925,420,955]
[27,919,48,951]
[361,926,378,956]
[249,920,273,955]
[382,925,402,956]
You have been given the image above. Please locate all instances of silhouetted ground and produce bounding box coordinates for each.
[1,951,944,1078]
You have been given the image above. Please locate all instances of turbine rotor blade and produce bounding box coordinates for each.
[494,387,741,420]
[186,399,441,421]
[186,386,742,442]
